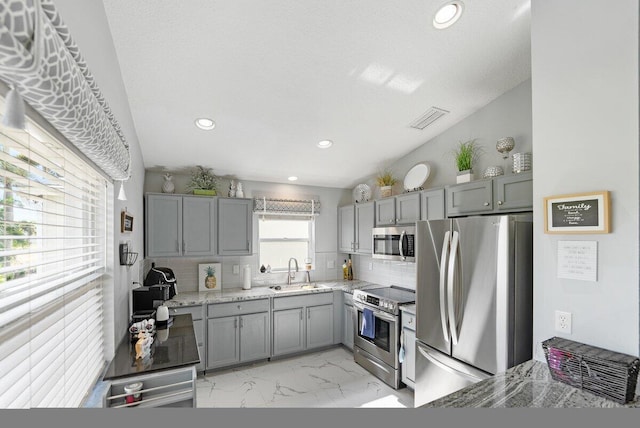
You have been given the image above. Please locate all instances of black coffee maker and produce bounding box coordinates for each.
[132,263,178,312]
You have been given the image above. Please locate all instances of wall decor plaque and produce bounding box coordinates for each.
[544,191,610,234]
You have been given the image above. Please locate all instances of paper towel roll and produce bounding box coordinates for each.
[243,265,251,290]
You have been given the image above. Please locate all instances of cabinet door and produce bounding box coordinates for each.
[355,202,374,254]
[146,194,182,257]
[218,198,252,255]
[342,303,354,350]
[272,308,304,356]
[494,172,532,212]
[182,196,216,256]
[395,193,421,225]
[420,188,445,220]
[446,180,493,217]
[239,312,270,362]
[403,328,416,387]
[306,304,334,349]
[338,205,355,253]
[207,316,239,369]
[375,198,396,226]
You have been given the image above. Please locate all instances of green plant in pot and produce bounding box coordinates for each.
[452,140,483,183]
[187,165,218,195]
[376,169,398,198]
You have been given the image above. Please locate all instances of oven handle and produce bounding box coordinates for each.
[353,301,397,323]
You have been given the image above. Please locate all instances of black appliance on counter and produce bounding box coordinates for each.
[132,264,178,313]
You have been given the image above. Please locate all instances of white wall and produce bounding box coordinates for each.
[53,0,146,352]
[144,171,351,290]
[531,0,639,358]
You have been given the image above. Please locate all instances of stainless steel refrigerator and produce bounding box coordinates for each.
[414,214,533,407]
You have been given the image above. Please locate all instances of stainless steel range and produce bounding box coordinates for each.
[352,285,416,389]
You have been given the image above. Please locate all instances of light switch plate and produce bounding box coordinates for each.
[232,265,239,275]
[327,260,335,269]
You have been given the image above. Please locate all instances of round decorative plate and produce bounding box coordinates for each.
[403,163,431,191]
[353,183,371,203]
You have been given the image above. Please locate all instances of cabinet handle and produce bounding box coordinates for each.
[307,308,310,319]
[497,201,503,205]
[483,202,490,206]
[176,240,180,252]
[234,319,237,329]
[237,304,242,310]
[396,218,399,223]
[300,310,303,321]
[183,241,187,253]
[239,317,244,328]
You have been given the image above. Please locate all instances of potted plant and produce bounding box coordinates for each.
[204,265,217,289]
[376,169,398,198]
[452,139,483,183]
[187,165,218,195]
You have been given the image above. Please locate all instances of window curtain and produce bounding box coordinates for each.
[0,0,130,180]
[253,197,321,217]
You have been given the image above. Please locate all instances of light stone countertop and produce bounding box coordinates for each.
[165,279,380,307]
[422,359,640,408]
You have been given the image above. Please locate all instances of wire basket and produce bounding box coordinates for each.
[542,337,640,404]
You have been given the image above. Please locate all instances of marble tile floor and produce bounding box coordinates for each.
[195,346,414,408]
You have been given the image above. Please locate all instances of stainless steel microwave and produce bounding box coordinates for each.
[372,225,416,262]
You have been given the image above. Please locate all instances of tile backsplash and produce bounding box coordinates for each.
[143,251,343,293]
[351,254,416,290]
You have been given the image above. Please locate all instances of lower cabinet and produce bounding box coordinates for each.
[272,292,334,357]
[342,292,354,350]
[401,311,416,389]
[206,299,270,370]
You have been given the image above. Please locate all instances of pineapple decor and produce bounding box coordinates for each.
[204,265,217,289]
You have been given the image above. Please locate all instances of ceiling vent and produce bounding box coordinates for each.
[409,107,449,130]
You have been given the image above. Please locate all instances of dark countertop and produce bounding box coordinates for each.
[422,359,640,408]
[103,313,200,381]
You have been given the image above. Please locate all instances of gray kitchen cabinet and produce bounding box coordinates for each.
[145,194,216,257]
[342,292,354,350]
[206,299,270,369]
[272,292,334,357]
[169,305,205,372]
[420,188,446,220]
[401,310,416,389]
[375,193,421,226]
[445,173,533,217]
[445,180,494,217]
[493,171,533,212]
[338,205,355,253]
[338,202,374,254]
[218,197,252,255]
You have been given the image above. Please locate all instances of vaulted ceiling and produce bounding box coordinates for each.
[101,0,531,188]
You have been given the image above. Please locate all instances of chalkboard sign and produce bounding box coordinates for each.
[544,191,610,234]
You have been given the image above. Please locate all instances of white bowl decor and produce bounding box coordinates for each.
[483,166,504,178]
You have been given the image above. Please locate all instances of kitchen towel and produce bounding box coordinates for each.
[361,307,375,339]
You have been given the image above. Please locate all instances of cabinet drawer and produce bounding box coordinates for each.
[272,292,333,310]
[207,299,270,318]
[169,305,203,320]
[402,312,416,330]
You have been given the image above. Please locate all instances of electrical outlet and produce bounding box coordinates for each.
[555,310,572,334]
[368,262,373,271]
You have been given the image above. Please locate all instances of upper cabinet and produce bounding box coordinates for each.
[375,193,420,226]
[420,188,446,220]
[338,202,374,254]
[445,172,532,217]
[145,194,216,257]
[217,197,253,255]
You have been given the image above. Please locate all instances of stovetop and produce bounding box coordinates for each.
[353,285,415,315]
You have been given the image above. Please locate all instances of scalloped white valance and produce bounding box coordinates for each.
[0,0,130,180]
[254,197,321,216]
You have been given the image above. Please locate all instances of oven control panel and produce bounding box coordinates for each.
[355,292,397,312]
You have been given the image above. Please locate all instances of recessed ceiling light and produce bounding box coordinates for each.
[317,140,333,149]
[288,176,298,181]
[433,1,464,29]
[195,118,216,130]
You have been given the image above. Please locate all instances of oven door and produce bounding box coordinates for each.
[353,301,398,368]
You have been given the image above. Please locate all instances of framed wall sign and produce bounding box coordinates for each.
[199,262,221,292]
[121,210,134,233]
[544,191,610,234]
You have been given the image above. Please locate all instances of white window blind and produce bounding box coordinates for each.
[0,96,107,408]
[258,217,315,271]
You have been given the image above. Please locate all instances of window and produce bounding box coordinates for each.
[258,216,315,271]
[0,96,109,408]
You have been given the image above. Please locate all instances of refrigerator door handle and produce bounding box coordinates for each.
[439,230,451,342]
[417,343,489,383]
[447,230,460,345]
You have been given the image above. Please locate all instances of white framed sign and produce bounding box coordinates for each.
[557,241,598,282]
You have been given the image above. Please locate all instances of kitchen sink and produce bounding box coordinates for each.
[268,283,330,293]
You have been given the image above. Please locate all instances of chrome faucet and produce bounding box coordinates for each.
[287,258,298,285]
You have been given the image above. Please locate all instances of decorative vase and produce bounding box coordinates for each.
[205,275,217,289]
[228,180,236,197]
[456,169,473,184]
[512,152,532,173]
[161,173,175,193]
[236,182,244,198]
[380,185,393,198]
